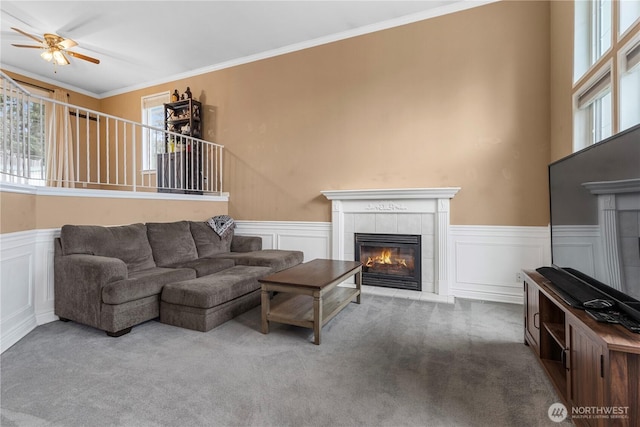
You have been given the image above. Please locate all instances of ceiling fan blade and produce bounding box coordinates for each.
[66,50,100,64]
[60,51,71,65]
[11,27,44,44]
[11,44,44,49]
[58,38,78,50]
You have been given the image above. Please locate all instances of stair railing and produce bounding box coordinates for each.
[0,71,224,194]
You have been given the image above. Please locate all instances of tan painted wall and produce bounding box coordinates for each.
[0,192,37,233]
[0,191,227,234]
[34,196,227,229]
[101,1,552,226]
[549,0,575,163]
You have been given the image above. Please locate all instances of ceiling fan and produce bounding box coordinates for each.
[10,27,100,66]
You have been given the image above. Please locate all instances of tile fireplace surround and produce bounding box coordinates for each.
[321,188,460,303]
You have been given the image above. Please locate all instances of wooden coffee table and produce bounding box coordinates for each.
[259,259,362,345]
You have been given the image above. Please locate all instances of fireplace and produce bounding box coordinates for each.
[322,187,460,300]
[355,233,421,291]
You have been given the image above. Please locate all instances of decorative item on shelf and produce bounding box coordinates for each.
[181,124,190,134]
[171,89,179,102]
[181,94,185,100]
[193,105,200,119]
[185,87,192,99]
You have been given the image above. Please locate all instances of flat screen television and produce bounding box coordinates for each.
[548,123,640,324]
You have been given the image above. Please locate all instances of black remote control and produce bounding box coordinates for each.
[586,309,640,333]
[585,309,619,323]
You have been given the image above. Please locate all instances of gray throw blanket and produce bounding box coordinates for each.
[206,215,235,238]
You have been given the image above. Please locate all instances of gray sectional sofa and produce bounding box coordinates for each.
[54,220,303,336]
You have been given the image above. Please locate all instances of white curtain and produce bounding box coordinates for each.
[46,89,75,187]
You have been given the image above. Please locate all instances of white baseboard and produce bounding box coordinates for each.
[0,221,549,352]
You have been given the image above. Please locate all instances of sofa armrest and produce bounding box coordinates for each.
[54,254,128,329]
[231,235,262,252]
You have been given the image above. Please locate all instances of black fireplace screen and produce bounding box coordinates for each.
[355,233,421,291]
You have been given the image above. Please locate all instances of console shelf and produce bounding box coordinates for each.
[543,322,566,348]
[523,270,640,427]
[541,359,566,392]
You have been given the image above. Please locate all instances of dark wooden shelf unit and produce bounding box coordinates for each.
[157,98,202,194]
[164,99,201,141]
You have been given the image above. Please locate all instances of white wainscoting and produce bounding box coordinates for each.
[1,221,549,352]
[0,228,58,353]
[450,225,551,304]
[234,221,332,262]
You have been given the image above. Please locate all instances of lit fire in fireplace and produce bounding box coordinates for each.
[365,248,408,268]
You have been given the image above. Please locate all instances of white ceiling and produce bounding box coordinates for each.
[1,1,491,98]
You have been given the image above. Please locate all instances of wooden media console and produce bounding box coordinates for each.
[523,270,639,426]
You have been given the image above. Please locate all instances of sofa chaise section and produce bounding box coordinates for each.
[188,220,304,272]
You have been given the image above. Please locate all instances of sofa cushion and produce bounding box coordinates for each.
[230,235,262,253]
[189,221,233,258]
[102,267,196,305]
[161,266,271,309]
[167,258,235,278]
[147,221,199,267]
[61,223,155,273]
[212,250,303,273]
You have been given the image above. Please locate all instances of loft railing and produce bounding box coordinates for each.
[0,71,224,194]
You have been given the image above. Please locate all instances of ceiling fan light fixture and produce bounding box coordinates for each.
[40,50,53,62]
[12,27,99,67]
[52,50,68,66]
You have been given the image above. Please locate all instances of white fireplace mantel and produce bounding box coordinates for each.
[321,188,461,201]
[321,188,460,301]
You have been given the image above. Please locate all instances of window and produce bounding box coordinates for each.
[574,0,612,82]
[141,92,169,171]
[595,0,612,59]
[619,36,640,131]
[573,0,640,150]
[620,0,640,36]
[574,68,613,150]
[0,82,49,184]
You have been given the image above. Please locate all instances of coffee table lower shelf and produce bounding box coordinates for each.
[267,286,360,330]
